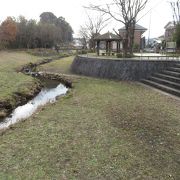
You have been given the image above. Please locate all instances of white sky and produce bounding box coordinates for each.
[0,0,173,39]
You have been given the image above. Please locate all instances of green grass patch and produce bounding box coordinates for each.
[0,55,179,179]
[0,72,36,100]
[27,48,75,58]
[0,51,40,71]
[0,51,40,98]
[39,56,74,74]
[0,51,41,116]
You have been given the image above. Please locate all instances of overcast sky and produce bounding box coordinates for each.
[0,0,173,39]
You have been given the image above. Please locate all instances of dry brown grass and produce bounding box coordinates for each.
[0,54,179,179]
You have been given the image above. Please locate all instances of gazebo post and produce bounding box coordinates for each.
[97,40,100,56]
[109,41,111,56]
[106,41,108,55]
[117,41,120,53]
[117,41,119,53]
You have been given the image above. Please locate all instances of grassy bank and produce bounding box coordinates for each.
[38,56,74,74]
[0,54,180,179]
[0,51,41,118]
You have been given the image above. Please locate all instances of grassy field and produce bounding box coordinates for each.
[0,53,180,179]
[38,56,74,74]
[0,51,41,99]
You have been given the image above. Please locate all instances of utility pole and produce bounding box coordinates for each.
[147,10,152,47]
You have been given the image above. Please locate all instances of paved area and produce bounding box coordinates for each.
[83,53,180,61]
[134,53,180,60]
[134,53,166,57]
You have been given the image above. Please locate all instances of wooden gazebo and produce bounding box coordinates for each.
[94,32,122,56]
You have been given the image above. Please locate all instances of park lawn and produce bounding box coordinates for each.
[0,51,42,118]
[0,51,39,71]
[0,55,180,179]
[0,51,41,99]
[38,56,74,74]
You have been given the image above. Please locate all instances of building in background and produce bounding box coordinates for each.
[164,21,176,42]
[164,22,177,52]
[118,24,147,51]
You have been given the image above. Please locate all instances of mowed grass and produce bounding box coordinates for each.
[0,51,39,71]
[0,51,40,101]
[39,56,74,74]
[0,54,180,179]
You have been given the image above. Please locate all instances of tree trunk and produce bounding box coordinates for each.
[129,22,135,56]
[124,25,129,57]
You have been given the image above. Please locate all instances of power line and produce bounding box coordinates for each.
[137,0,166,22]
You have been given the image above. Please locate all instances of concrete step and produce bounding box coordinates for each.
[175,63,180,68]
[154,73,180,84]
[148,76,180,90]
[163,70,180,78]
[167,67,180,73]
[141,79,180,97]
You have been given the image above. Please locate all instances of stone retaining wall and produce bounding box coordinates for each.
[71,56,179,81]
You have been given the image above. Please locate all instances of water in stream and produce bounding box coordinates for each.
[0,83,68,130]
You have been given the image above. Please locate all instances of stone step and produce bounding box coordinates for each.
[154,73,180,84]
[141,79,180,97]
[148,76,180,90]
[167,67,180,73]
[163,70,180,78]
[175,63,180,68]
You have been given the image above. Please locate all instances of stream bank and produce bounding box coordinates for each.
[0,55,73,122]
[0,82,68,131]
[0,80,42,121]
[20,56,73,88]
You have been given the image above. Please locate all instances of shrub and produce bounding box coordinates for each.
[117,52,134,58]
[116,53,123,58]
[77,50,88,55]
[133,43,140,52]
[125,53,133,58]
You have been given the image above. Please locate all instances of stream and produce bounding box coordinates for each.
[0,81,68,130]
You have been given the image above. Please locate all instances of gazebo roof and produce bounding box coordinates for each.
[94,32,121,41]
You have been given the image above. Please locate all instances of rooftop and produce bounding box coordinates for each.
[164,21,176,29]
[94,32,121,41]
[119,24,147,32]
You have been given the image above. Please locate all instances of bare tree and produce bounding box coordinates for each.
[170,0,180,25]
[169,0,180,48]
[79,12,110,50]
[79,26,89,49]
[87,0,148,56]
